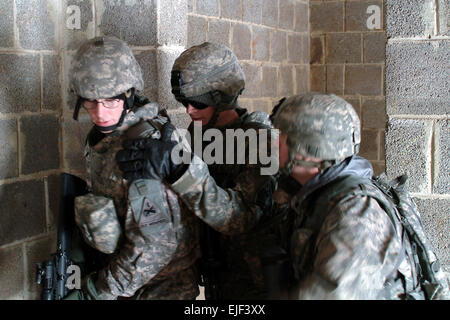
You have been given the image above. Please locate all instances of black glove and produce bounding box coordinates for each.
[116,122,188,183]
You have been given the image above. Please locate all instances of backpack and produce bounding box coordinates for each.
[301,173,449,300]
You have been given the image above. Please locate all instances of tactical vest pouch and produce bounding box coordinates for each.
[74,193,121,254]
[128,179,177,245]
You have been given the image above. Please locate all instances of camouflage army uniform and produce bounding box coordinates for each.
[167,42,281,299]
[171,107,280,299]
[70,36,200,300]
[271,93,449,300]
[77,101,200,300]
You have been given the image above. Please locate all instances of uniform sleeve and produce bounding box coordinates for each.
[170,153,275,235]
[94,198,177,299]
[296,195,403,300]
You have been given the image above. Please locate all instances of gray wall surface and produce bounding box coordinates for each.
[385,0,449,273]
[0,0,448,300]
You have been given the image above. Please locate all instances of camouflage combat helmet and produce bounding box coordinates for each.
[271,93,361,175]
[70,36,144,131]
[71,36,143,100]
[171,42,245,111]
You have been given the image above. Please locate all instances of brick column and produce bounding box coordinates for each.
[385,0,450,272]
[309,0,387,175]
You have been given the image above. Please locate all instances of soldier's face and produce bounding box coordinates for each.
[185,103,215,126]
[279,132,321,184]
[84,99,125,132]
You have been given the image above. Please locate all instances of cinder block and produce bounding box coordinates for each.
[370,160,386,176]
[197,0,219,16]
[157,0,187,46]
[46,174,61,232]
[0,244,24,299]
[261,0,278,28]
[20,115,60,175]
[326,33,362,64]
[243,0,262,24]
[279,0,295,30]
[438,0,449,36]
[310,65,326,93]
[414,198,450,272]
[345,65,382,96]
[0,54,40,114]
[295,1,308,32]
[386,0,436,38]
[97,0,157,46]
[359,129,379,161]
[221,0,242,20]
[364,32,386,63]
[25,234,57,298]
[0,179,46,246]
[63,0,95,50]
[135,50,158,102]
[0,119,18,179]
[386,40,449,115]
[434,119,450,194]
[208,19,231,47]
[42,55,62,112]
[271,30,287,63]
[310,1,344,33]
[0,0,14,48]
[326,65,344,96]
[62,117,91,172]
[252,26,270,61]
[232,23,251,60]
[362,97,387,129]
[157,47,185,110]
[386,119,431,193]
[187,15,207,47]
[16,0,56,50]
[346,0,383,31]
[288,34,308,64]
[262,66,278,97]
[296,65,309,94]
[252,100,271,114]
[310,36,323,64]
[279,66,294,97]
[241,62,261,98]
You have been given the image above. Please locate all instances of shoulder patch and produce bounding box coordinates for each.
[139,198,167,227]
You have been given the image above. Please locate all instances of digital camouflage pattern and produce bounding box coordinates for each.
[271,93,361,161]
[275,93,449,300]
[76,101,200,300]
[70,36,144,99]
[171,109,280,299]
[74,193,121,254]
[171,42,245,110]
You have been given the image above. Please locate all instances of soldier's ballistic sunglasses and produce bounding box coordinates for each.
[181,100,210,110]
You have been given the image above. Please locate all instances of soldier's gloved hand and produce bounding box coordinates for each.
[63,273,99,300]
[116,122,189,183]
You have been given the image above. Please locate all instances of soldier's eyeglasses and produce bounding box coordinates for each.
[83,98,122,110]
[181,101,209,110]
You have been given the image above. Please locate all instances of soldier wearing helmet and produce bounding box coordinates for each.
[116,42,281,299]
[66,36,200,300]
[270,92,425,299]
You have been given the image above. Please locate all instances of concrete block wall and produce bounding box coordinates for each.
[309,0,387,175]
[385,0,449,272]
[0,0,187,299]
[186,0,310,117]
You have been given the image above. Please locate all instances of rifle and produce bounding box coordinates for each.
[36,173,87,300]
[198,223,223,300]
